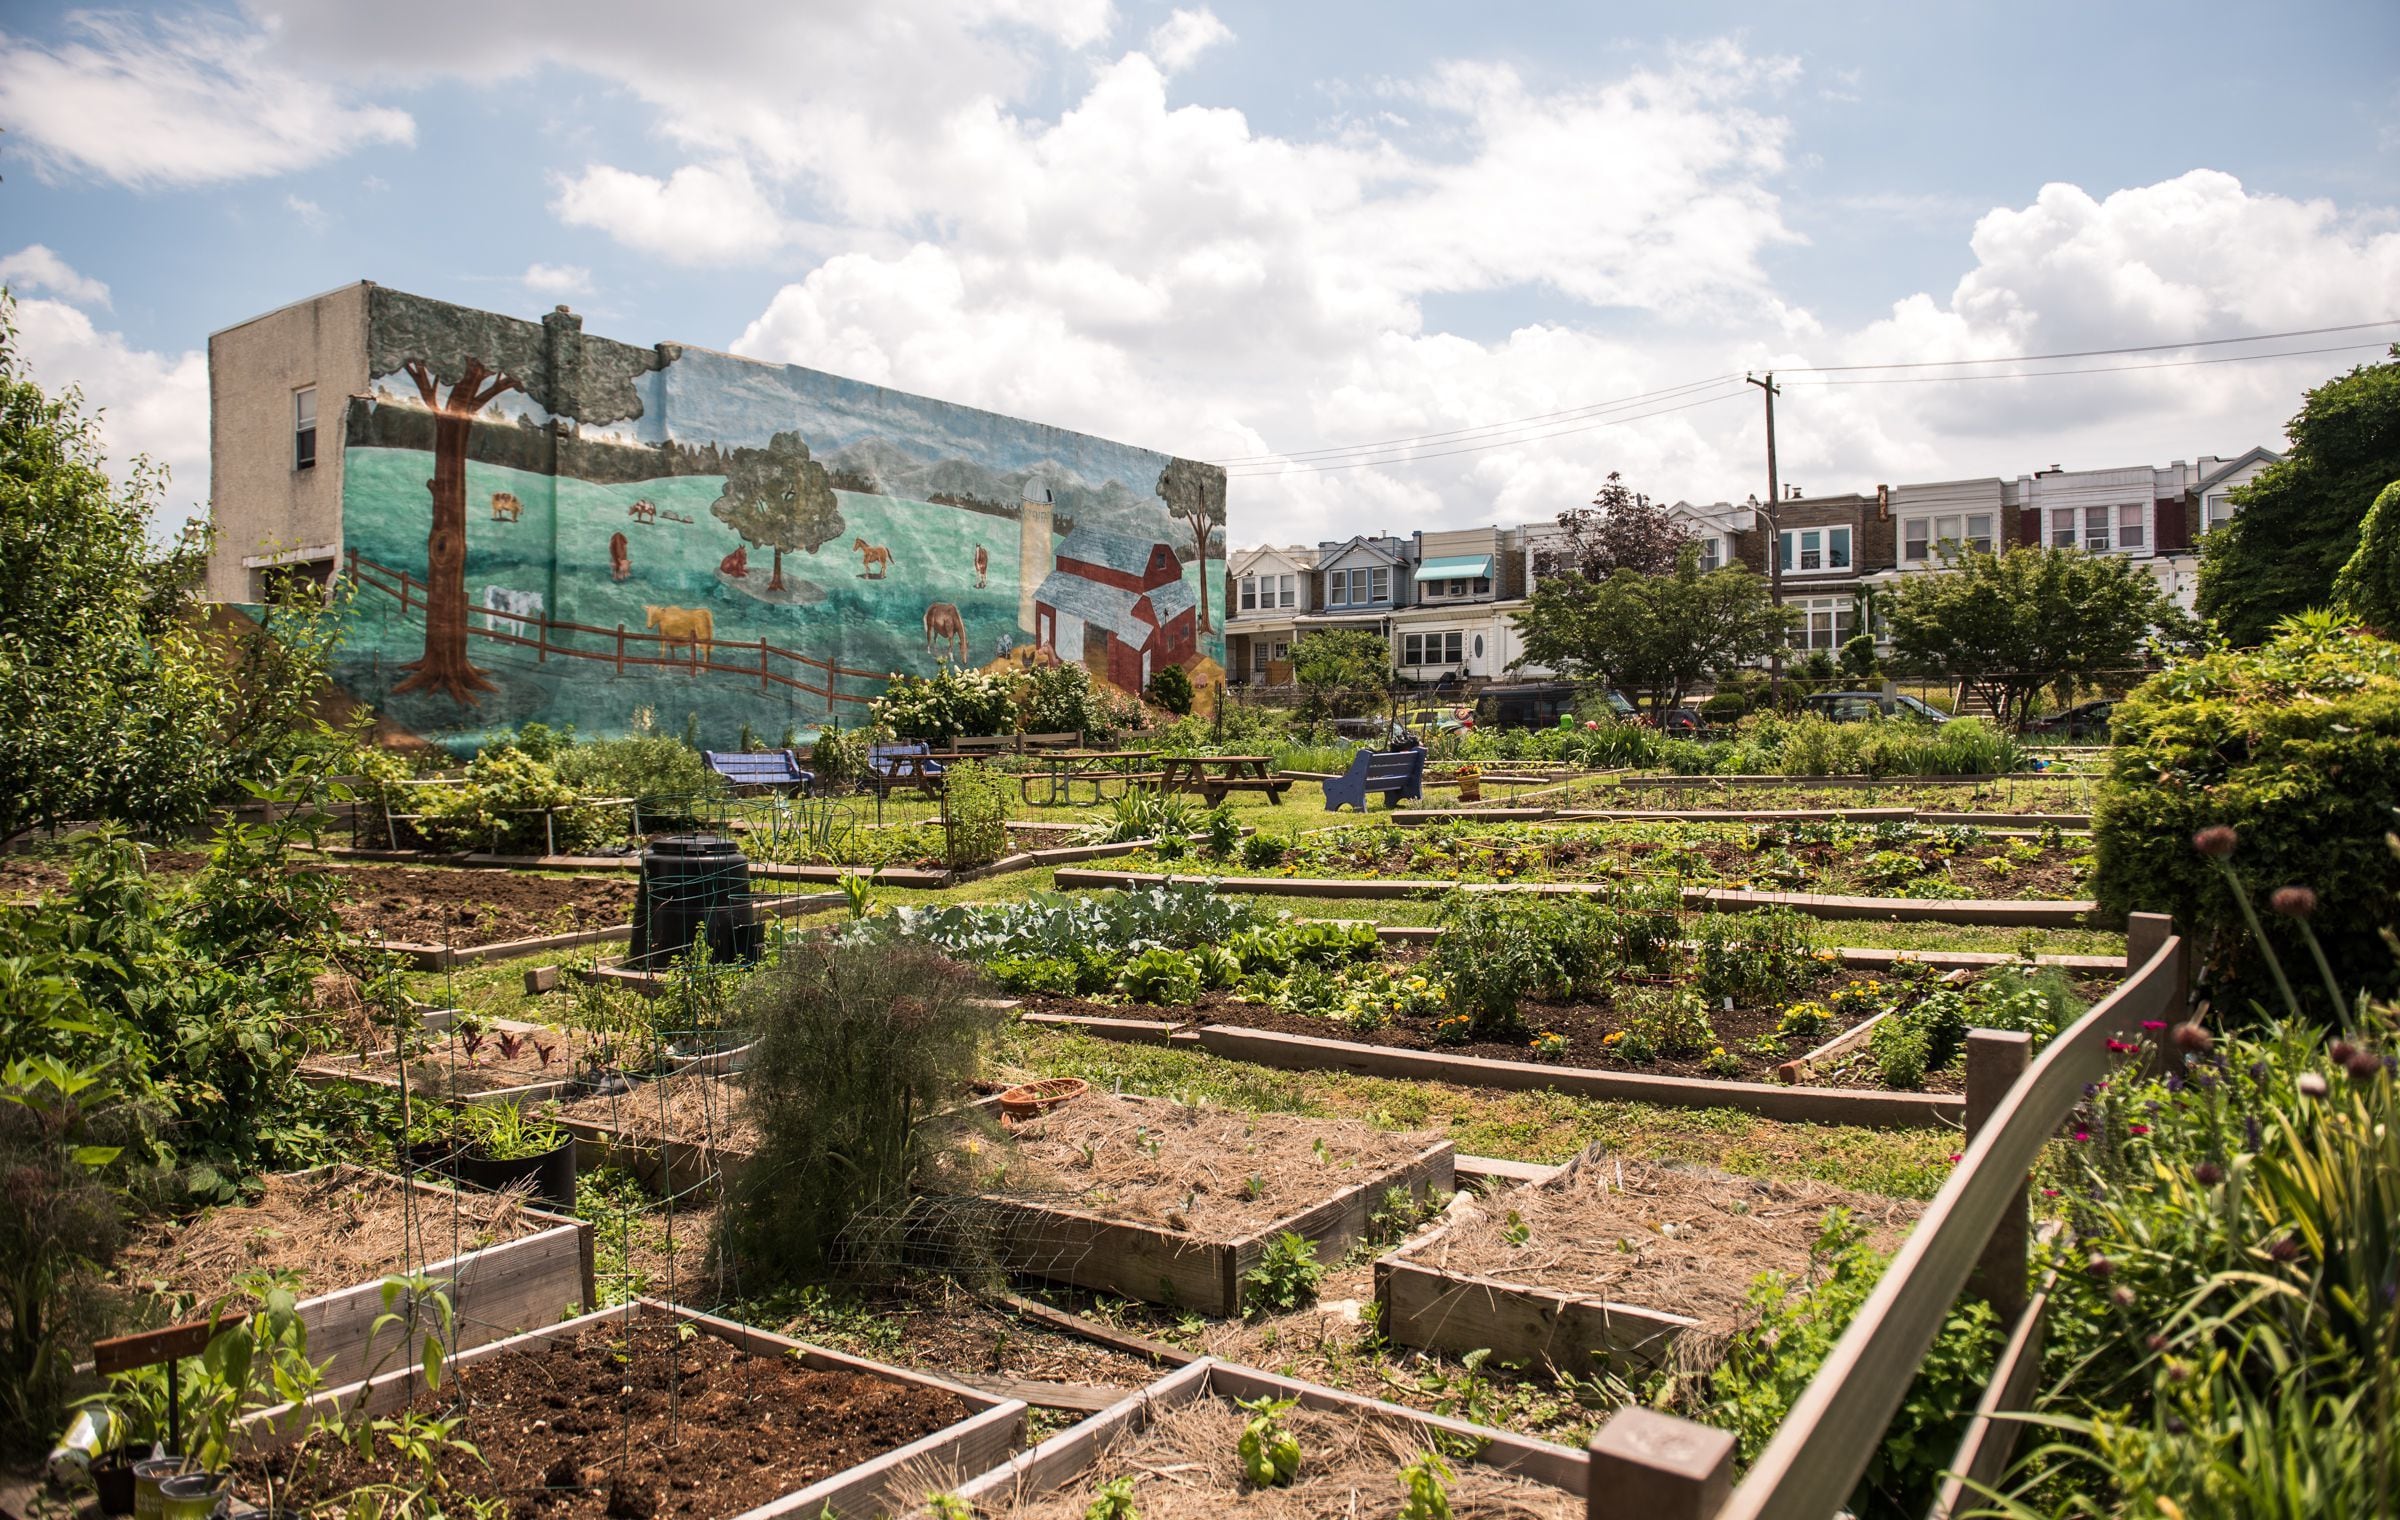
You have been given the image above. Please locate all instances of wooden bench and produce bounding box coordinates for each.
[702,749,815,795]
[1321,747,1426,812]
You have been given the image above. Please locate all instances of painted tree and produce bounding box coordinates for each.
[1534,471,1693,579]
[1156,457,1227,633]
[711,430,843,592]
[2332,478,2400,636]
[369,291,668,704]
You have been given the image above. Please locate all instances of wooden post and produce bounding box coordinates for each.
[615,625,625,676]
[536,614,548,664]
[2124,911,2185,1010]
[760,638,770,691]
[1964,1028,2033,1321]
[1589,1408,1733,1520]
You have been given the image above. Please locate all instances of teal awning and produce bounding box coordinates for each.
[1414,555,1492,582]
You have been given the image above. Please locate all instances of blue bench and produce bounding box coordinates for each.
[1321,746,1426,812]
[867,741,945,797]
[703,749,815,795]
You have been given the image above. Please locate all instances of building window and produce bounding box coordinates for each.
[1786,595,1857,652]
[1279,574,1297,608]
[2049,507,2076,549]
[1473,577,1490,595]
[1903,513,1995,562]
[1697,536,1722,572]
[1779,526,1851,573]
[2117,502,2145,550]
[1372,567,1391,602]
[1251,642,1269,673]
[1446,578,1467,596]
[1239,576,1258,612]
[293,386,317,470]
[2206,492,2236,530]
[1402,631,1465,666]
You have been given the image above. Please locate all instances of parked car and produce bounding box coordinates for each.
[1799,691,1953,724]
[2028,699,2115,740]
[1403,707,1472,734]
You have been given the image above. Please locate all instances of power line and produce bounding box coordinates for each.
[1781,339,2393,386]
[1778,318,2400,374]
[1223,385,1750,476]
[1211,372,1739,465]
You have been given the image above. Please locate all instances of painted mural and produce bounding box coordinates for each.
[331,288,1227,752]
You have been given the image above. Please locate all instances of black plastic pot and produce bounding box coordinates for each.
[450,1136,576,1210]
[95,1458,136,1516]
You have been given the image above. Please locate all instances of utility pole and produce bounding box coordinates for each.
[1748,371,1785,702]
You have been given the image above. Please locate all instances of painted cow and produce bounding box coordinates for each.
[480,585,544,634]
[645,604,714,662]
[490,491,523,522]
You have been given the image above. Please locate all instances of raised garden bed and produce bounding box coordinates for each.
[326,863,636,946]
[1375,1147,1919,1376]
[236,1300,1025,1520]
[923,1092,1453,1317]
[553,1071,758,1195]
[109,1165,591,1391]
[945,1357,1584,1519]
[301,1018,591,1102]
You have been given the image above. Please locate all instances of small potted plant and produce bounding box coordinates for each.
[448,1102,577,1209]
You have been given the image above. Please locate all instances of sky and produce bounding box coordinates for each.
[4,0,2398,548]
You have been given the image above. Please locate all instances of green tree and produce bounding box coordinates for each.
[0,303,340,840]
[710,430,844,591]
[1290,628,1391,719]
[1882,545,2187,728]
[1510,545,1793,713]
[2197,351,2400,646]
[370,290,667,704]
[2331,478,2400,636]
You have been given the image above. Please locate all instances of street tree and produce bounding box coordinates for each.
[711,430,844,591]
[2332,478,2400,636]
[1883,545,2189,727]
[2197,350,2400,646]
[370,290,667,704]
[1290,627,1392,719]
[1534,472,1693,580]
[1511,544,1792,713]
[1156,458,1228,632]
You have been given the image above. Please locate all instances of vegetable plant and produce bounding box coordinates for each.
[1236,1394,1301,1487]
[1240,1231,1328,1318]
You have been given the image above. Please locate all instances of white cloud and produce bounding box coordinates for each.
[549,160,790,264]
[521,262,593,297]
[0,244,111,307]
[284,194,328,230]
[9,296,209,532]
[1147,8,1232,73]
[0,10,412,188]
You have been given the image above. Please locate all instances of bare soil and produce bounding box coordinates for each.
[1413,1158,1919,1346]
[969,1394,1578,1520]
[0,847,210,900]
[322,864,635,947]
[236,1314,975,1520]
[112,1168,542,1310]
[927,1092,1435,1240]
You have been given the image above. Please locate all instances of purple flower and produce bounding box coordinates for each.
[2192,825,2239,858]
[2082,1082,2099,1098]
[2165,1072,2185,1093]
[2269,1236,2303,1263]
[2088,1255,2115,1279]
[2249,1061,2270,1083]
[2269,885,2317,919]
[2245,1115,2263,1151]
[2194,1162,2223,1185]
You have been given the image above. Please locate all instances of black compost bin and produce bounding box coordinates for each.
[628,834,762,969]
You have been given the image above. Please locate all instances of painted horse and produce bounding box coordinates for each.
[854,537,894,579]
[924,602,967,663]
[609,531,633,582]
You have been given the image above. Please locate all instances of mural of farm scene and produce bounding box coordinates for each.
[333,289,1225,753]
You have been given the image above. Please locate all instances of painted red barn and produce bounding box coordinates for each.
[1031,526,1198,692]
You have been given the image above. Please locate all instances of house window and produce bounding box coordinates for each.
[1779,526,1851,573]
[1446,578,1467,596]
[1473,577,1490,595]
[1279,574,1296,608]
[2117,503,2146,550]
[1240,576,1257,612]
[2050,507,2076,549]
[1371,567,1391,603]
[1786,595,1857,652]
[2051,504,2145,553]
[293,386,317,470]
[1697,537,1722,572]
[2206,492,2236,530]
[1903,513,1995,562]
[1402,631,1465,666]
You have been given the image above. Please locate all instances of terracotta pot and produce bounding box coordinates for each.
[997,1076,1089,1121]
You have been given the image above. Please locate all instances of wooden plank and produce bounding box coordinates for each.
[1930,1226,2064,1519]
[937,1373,1133,1412]
[93,1314,245,1375]
[989,1292,1196,1368]
[1716,925,2185,1520]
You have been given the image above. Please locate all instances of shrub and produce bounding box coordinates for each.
[1693,908,1821,1005]
[1869,1016,1931,1090]
[553,732,726,824]
[1241,1230,1328,1317]
[941,760,1011,869]
[874,667,1015,741]
[2091,612,2400,1017]
[1093,787,1204,845]
[988,953,1080,996]
[803,723,872,791]
[1965,966,2083,1047]
[1144,663,1195,716]
[1019,662,1131,743]
[1202,805,1242,860]
[1624,987,1716,1060]
[1239,832,1287,870]
[721,939,998,1281]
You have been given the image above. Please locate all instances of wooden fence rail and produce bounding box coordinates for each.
[343,549,887,711]
[1588,912,2190,1518]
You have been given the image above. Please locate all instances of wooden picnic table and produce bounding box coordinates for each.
[1018,750,1161,807]
[1158,754,1290,806]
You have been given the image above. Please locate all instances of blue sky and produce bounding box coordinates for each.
[3,0,2396,542]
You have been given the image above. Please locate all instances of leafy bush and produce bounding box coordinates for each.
[552,732,726,823]
[1701,1211,2000,1519]
[1623,987,1716,1060]
[2091,612,2400,1017]
[890,883,1266,965]
[721,939,999,1281]
[1117,948,1203,1005]
[423,744,622,854]
[1092,787,1205,845]
[1430,890,1676,1038]
[1202,805,1243,859]
[1692,908,1821,1005]
[1868,1016,1931,1090]
[1018,662,1133,743]
[1241,1230,1328,1317]
[1964,966,2084,1047]
[873,667,1015,741]
[803,722,872,791]
[1240,832,1287,870]
[988,953,1081,997]
[1144,663,1195,716]
[941,760,1011,869]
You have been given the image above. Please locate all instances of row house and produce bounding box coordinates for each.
[1666,448,2280,653]
[1223,524,1560,693]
